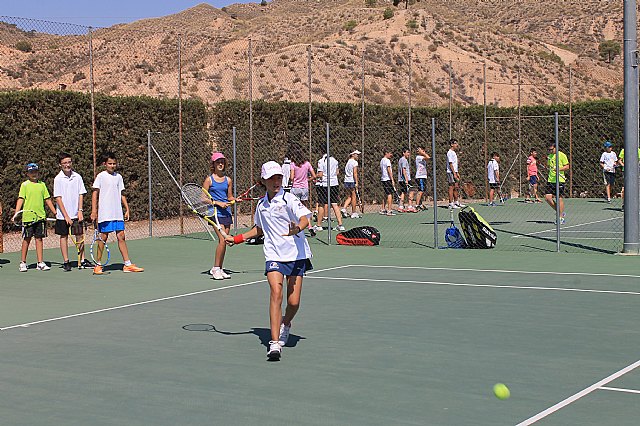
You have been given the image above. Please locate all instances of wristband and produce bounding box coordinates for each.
[233,234,246,245]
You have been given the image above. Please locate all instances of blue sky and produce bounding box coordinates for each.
[2,0,253,28]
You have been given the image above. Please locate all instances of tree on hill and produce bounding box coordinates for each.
[598,40,621,63]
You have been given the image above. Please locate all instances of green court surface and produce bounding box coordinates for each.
[0,236,639,425]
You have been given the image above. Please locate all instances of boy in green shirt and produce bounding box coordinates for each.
[12,163,56,272]
[618,148,640,209]
[545,142,570,224]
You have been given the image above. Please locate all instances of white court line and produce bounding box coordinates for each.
[512,216,623,238]
[516,359,640,425]
[346,264,640,279]
[600,386,640,395]
[305,276,640,296]
[0,265,350,332]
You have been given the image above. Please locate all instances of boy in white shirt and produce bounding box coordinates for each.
[53,152,93,271]
[487,152,500,206]
[397,148,416,212]
[226,161,313,361]
[90,152,144,275]
[379,149,396,216]
[341,150,361,218]
[600,141,617,203]
[313,151,344,232]
[414,146,430,210]
[446,139,464,209]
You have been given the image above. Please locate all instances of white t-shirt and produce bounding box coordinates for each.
[344,158,358,183]
[254,189,313,262]
[92,170,125,222]
[380,157,392,181]
[317,155,339,187]
[398,156,411,182]
[487,159,499,183]
[600,151,618,172]
[446,149,458,173]
[415,155,428,179]
[53,170,87,220]
[282,159,292,188]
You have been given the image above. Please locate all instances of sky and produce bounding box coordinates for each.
[1,0,254,28]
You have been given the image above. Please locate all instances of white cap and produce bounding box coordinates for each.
[261,161,283,179]
[350,150,361,156]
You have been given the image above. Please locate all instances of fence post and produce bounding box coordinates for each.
[178,34,184,235]
[233,126,237,234]
[248,38,254,199]
[147,130,153,238]
[569,67,573,197]
[326,123,331,245]
[89,27,97,178]
[448,60,453,139]
[408,52,412,153]
[483,62,488,201]
[517,69,522,197]
[432,118,438,249]
[554,112,560,252]
[361,49,366,208]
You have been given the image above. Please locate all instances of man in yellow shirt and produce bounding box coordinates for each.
[545,142,570,224]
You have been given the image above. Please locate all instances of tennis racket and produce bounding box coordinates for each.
[90,221,111,267]
[69,219,87,268]
[355,188,364,214]
[235,181,264,202]
[181,183,231,240]
[12,209,55,230]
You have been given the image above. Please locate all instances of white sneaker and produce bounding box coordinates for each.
[452,204,461,209]
[378,210,387,215]
[19,262,28,272]
[333,225,346,231]
[340,208,348,218]
[209,267,215,275]
[313,225,324,232]
[36,262,50,271]
[455,202,466,208]
[350,212,361,218]
[211,269,225,280]
[279,322,291,346]
[267,340,282,360]
[221,270,231,279]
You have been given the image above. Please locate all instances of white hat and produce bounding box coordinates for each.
[261,161,283,179]
[350,150,361,156]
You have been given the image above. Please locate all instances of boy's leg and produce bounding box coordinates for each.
[35,237,44,263]
[267,271,285,342]
[116,230,131,262]
[21,237,31,262]
[331,203,343,226]
[60,235,70,262]
[283,275,303,326]
[545,193,555,209]
[558,196,565,216]
[350,189,357,213]
[386,193,393,211]
[448,184,454,204]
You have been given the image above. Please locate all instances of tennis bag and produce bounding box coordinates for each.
[458,207,497,249]
[445,224,466,248]
[336,226,381,246]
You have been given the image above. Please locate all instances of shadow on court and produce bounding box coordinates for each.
[182,324,306,349]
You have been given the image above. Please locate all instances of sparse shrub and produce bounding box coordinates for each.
[72,72,86,83]
[383,8,394,20]
[390,35,399,43]
[406,20,418,30]
[537,50,563,65]
[598,40,621,63]
[365,0,377,6]
[428,44,438,52]
[344,20,357,31]
[15,41,32,53]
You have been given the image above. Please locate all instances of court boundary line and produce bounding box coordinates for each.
[512,216,623,239]
[305,276,640,296]
[516,359,640,425]
[0,265,350,332]
[599,386,640,395]
[345,264,640,279]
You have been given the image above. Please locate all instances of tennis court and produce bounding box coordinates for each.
[1,234,639,426]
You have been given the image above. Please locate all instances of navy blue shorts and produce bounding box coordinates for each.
[265,259,313,276]
[216,215,233,226]
[529,175,538,185]
[344,182,356,189]
[416,178,427,192]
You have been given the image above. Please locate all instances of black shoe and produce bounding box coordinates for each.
[308,228,316,237]
[80,259,95,269]
[63,261,72,272]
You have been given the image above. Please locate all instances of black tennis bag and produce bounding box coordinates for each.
[336,226,381,246]
[458,207,497,249]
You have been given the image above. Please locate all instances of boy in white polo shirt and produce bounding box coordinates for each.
[227,161,313,361]
[54,152,93,271]
[90,152,144,275]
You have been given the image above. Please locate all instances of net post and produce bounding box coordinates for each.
[147,130,153,238]
[233,127,237,234]
[555,112,560,252]
[432,118,438,249]
[326,122,331,245]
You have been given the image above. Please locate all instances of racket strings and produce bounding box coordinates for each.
[182,184,215,217]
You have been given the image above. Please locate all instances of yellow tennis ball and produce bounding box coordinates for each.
[493,383,510,400]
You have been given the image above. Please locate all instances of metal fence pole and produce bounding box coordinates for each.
[432,118,438,249]
[555,112,560,252]
[569,67,574,197]
[326,123,331,245]
[178,34,184,235]
[249,38,254,198]
[483,62,488,201]
[147,130,153,238]
[361,49,366,208]
[517,70,522,197]
[233,127,237,234]
[89,27,97,177]
[448,61,453,139]
[408,52,412,153]
[623,0,640,254]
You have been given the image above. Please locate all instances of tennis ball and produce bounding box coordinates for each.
[493,383,510,400]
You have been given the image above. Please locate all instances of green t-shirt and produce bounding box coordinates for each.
[618,148,640,171]
[547,151,569,183]
[18,180,51,223]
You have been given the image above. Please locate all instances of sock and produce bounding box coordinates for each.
[212,266,221,271]
[124,260,132,266]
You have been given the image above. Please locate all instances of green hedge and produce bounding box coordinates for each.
[0,90,208,229]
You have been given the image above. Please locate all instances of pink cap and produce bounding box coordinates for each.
[211,152,225,162]
[261,161,283,179]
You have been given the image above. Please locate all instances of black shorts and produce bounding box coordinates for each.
[316,186,338,205]
[489,182,500,189]
[447,172,458,186]
[22,221,47,239]
[55,218,85,236]
[415,178,428,192]
[545,182,565,196]
[398,180,414,194]
[381,180,395,195]
[603,171,615,186]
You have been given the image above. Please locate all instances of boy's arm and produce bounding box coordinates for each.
[56,197,73,224]
[45,198,56,217]
[121,195,130,221]
[13,198,24,220]
[78,194,84,223]
[353,166,359,186]
[387,166,395,186]
[91,189,99,222]
[226,225,263,245]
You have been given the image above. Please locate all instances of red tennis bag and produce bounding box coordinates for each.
[336,226,381,246]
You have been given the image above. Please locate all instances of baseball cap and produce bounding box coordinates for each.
[350,150,361,156]
[26,162,39,171]
[261,161,283,179]
[211,152,225,162]
[603,141,613,148]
